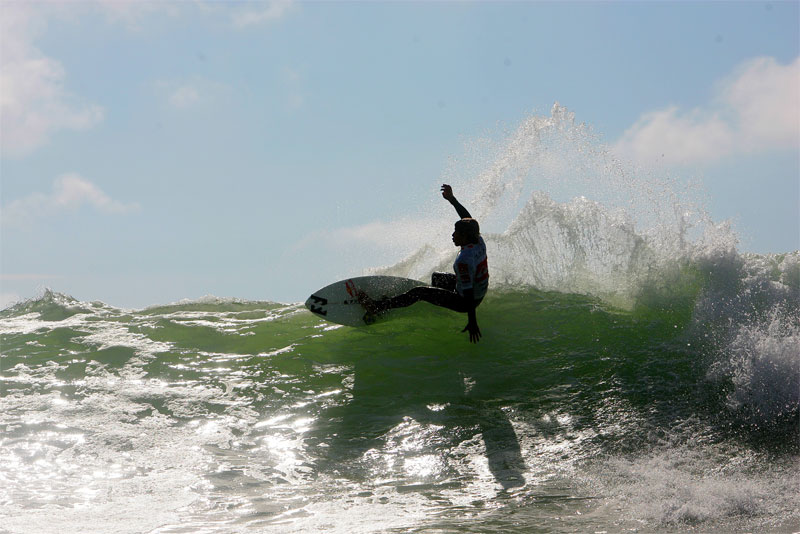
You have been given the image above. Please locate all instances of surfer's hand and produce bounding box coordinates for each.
[463,319,481,343]
[441,184,455,201]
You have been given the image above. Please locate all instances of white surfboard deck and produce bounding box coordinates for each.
[305,275,425,327]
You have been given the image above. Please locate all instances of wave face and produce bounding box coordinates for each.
[1,105,798,533]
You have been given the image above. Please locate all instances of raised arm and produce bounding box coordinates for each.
[440,184,472,219]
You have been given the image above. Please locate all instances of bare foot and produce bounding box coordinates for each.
[354,289,374,310]
[355,290,391,324]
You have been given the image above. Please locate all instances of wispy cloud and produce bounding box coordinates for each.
[614,56,800,167]
[2,173,140,227]
[168,84,202,109]
[0,273,63,281]
[0,4,104,157]
[153,78,229,110]
[94,0,180,28]
[284,68,306,110]
[231,1,295,28]
[287,216,448,260]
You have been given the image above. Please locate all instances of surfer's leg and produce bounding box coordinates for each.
[431,272,457,292]
[385,286,470,313]
[359,286,482,316]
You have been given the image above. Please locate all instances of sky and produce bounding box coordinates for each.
[1,0,798,309]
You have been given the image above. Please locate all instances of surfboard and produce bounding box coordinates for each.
[305,275,425,327]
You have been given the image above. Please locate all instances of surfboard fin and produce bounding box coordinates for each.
[362,311,378,325]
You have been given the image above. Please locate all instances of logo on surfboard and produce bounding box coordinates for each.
[345,279,357,298]
[307,295,328,316]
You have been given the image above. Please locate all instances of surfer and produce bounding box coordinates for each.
[359,184,489,343]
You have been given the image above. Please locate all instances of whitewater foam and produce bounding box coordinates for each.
[588,445,800,531]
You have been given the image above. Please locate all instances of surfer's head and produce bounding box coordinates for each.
[453,218,480,246]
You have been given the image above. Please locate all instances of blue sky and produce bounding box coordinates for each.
[1,1,798,308]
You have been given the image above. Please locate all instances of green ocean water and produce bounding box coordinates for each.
[1,262,798,533]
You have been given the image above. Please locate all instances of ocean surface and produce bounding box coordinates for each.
[2,106,799,533]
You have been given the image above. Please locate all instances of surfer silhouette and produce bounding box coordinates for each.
[358,184,489,343]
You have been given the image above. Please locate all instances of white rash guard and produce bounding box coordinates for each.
[453,235,489,300]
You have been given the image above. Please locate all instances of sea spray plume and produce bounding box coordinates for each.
[448,103,597,229]
[450,103,709,239]
[379,103,718,306]
[485,193,651,304]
